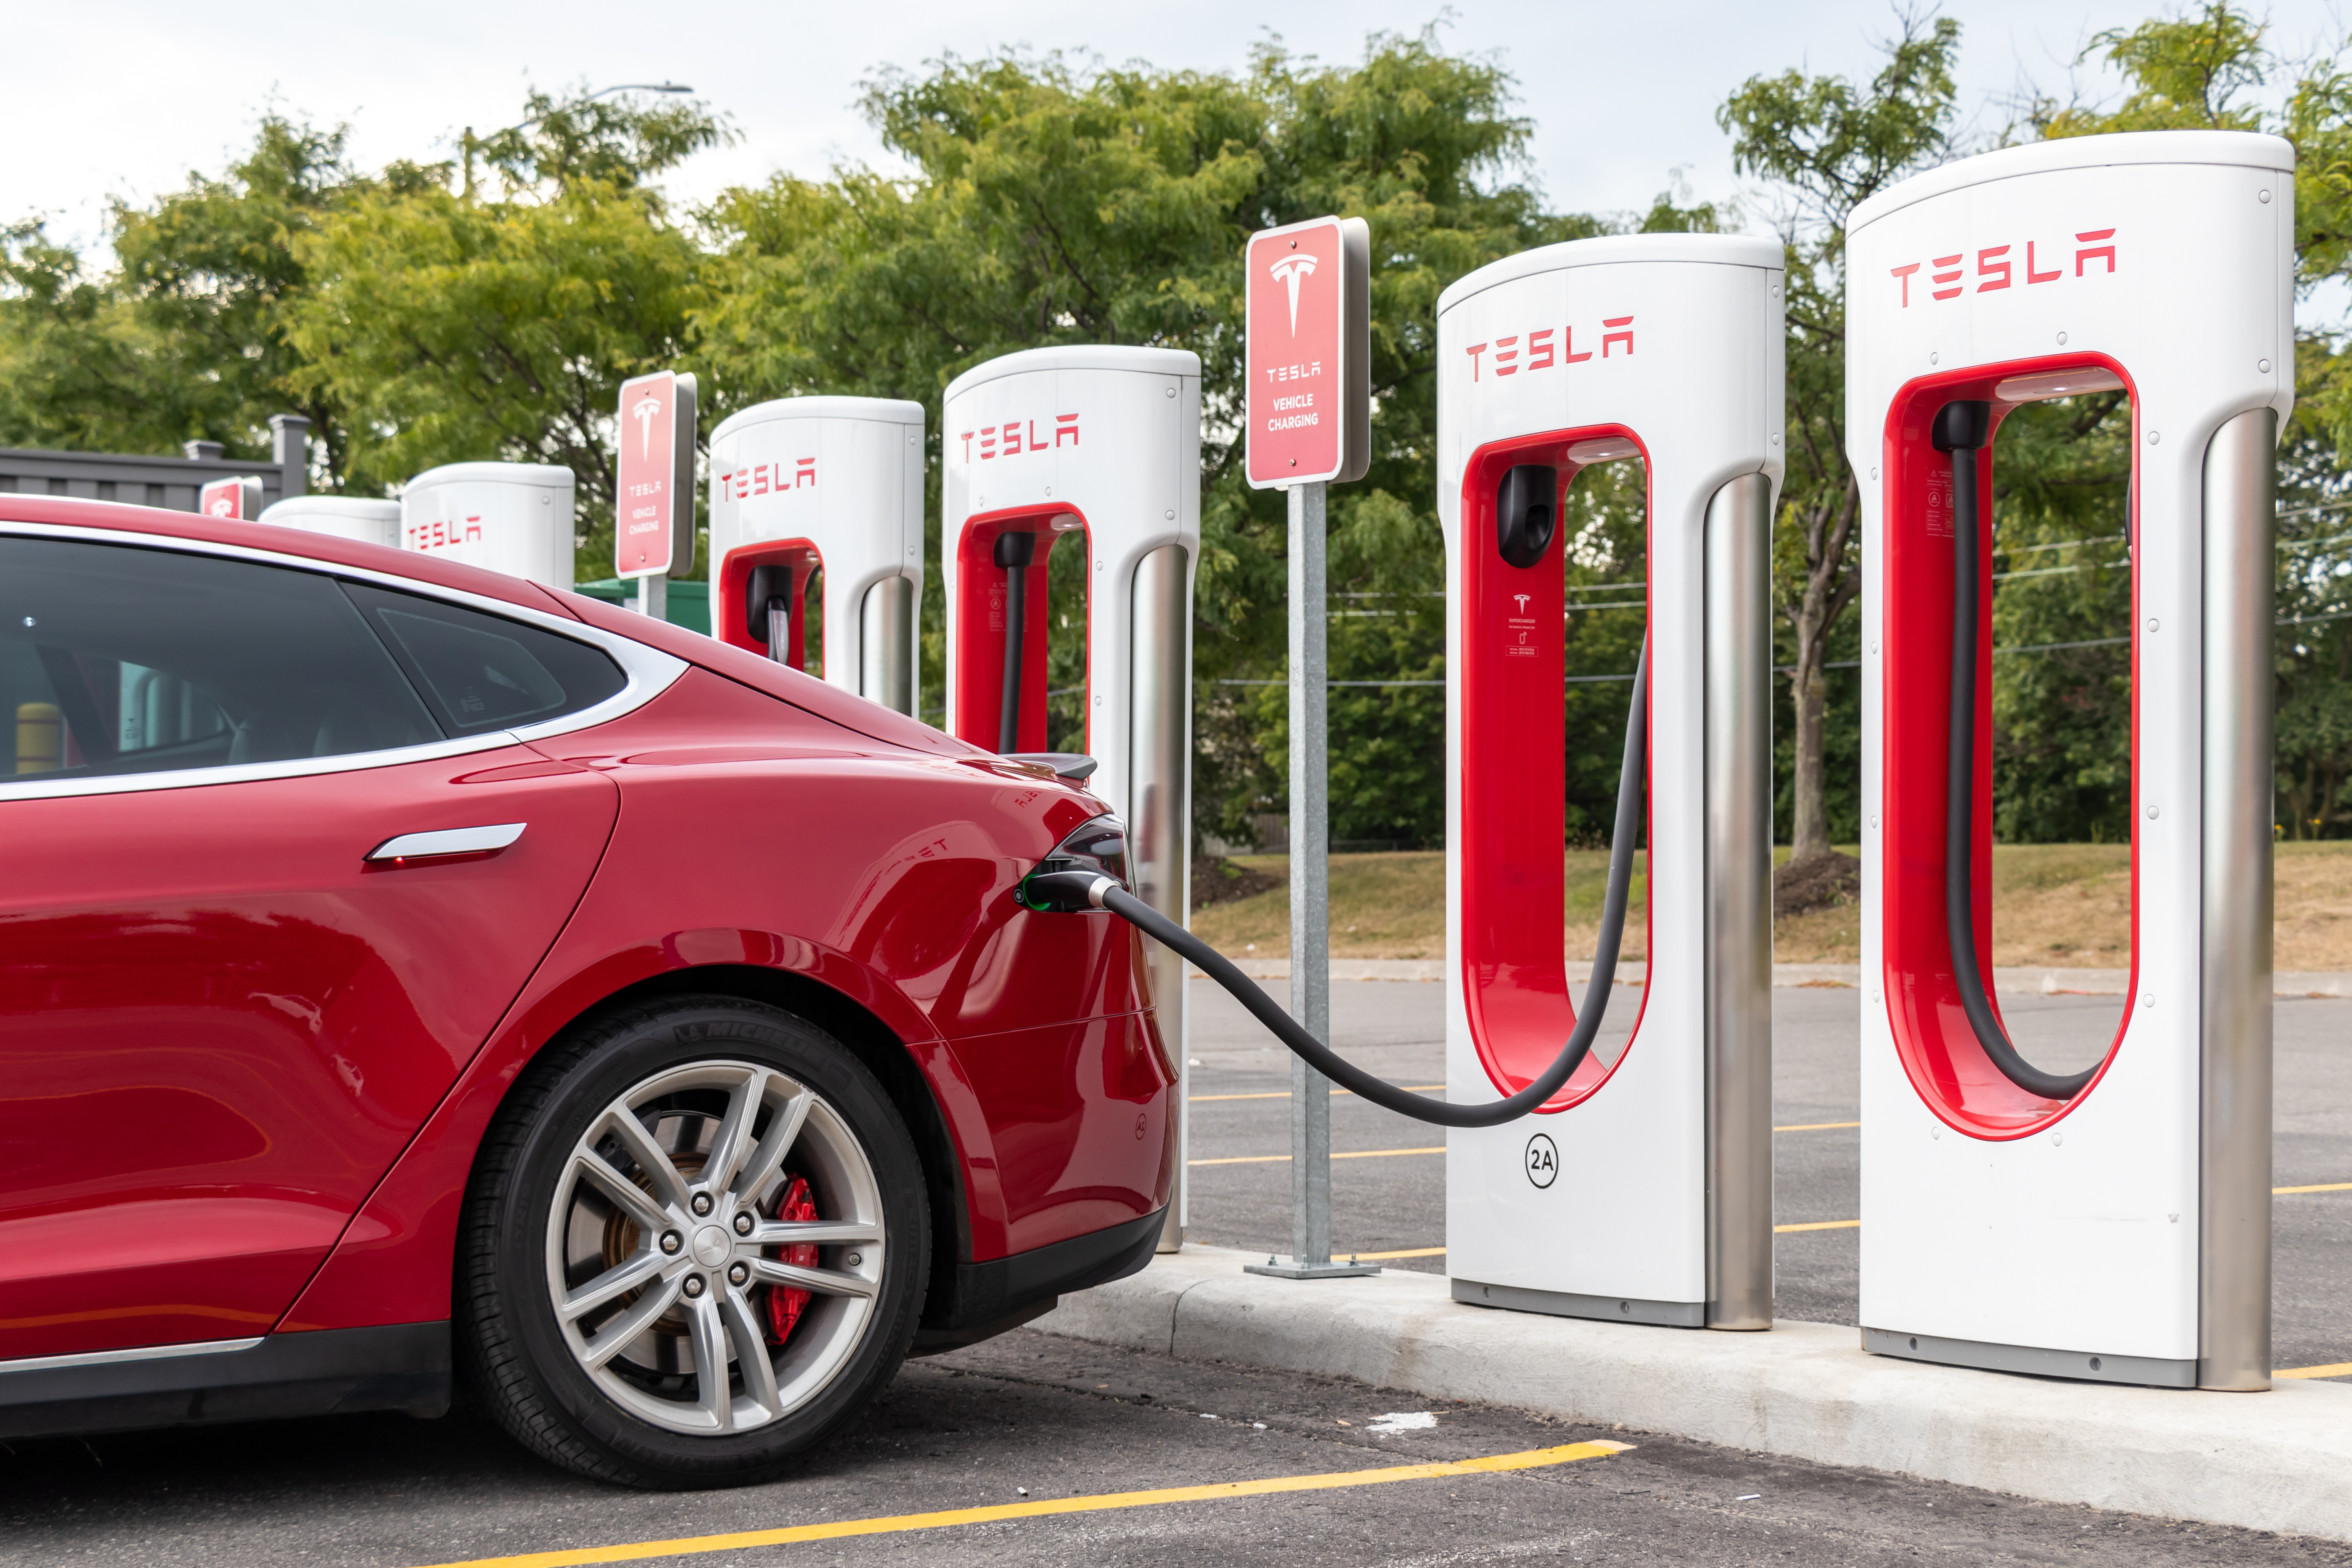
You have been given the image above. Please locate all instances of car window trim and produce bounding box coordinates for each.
[0,520,688,803]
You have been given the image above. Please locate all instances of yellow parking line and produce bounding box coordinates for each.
[1353,1246,1448,1260]
[1775,1220,1861,1233]
[2277,1181,2352,1194]
[2276,1362,2352,1380]
[1191,1086,1446,1102]
[1191,1147,1446,1167]
[1775,1120,1861,1132]
[410,1441,1633,1568]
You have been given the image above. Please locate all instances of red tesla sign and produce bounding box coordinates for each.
[198,475,260,520]
[617,370,677,577]
[1245,216,1370,489]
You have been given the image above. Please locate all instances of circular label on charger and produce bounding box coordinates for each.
[1525,1132,1559,1189]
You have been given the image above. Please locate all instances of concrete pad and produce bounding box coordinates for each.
[1034,1244,2352,1541]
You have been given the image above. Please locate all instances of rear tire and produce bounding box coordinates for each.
[457,996,928,1488]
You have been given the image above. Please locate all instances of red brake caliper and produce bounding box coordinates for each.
[763,1174,820,1344]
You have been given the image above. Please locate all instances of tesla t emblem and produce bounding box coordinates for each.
[1269,253,1317,333]
[1526,1132,1559,1189]
[631,390,664,457]
[1514,593,1531,613]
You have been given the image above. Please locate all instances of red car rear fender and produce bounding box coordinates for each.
[280,670,1157,1334]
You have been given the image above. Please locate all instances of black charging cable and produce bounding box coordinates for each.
[1024,638,1648,1129]
[1934,402,2095,1101]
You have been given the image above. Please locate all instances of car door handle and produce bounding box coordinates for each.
[365,822,527,863]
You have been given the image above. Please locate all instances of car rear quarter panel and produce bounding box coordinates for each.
[281,668,1173,1333]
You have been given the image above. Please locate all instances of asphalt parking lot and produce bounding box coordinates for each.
[2,979,2344,1566]
[4,1322,2340,1566]
[1181,977,2352,1377]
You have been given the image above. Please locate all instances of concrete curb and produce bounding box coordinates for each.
[1193,958,2352,996]
[1033,1245,2352,1541]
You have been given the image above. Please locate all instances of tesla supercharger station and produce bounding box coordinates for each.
[258,495,401,548]
[1847,131,2290,1390]
[707,397,924,714]
[942,345,1202,1249]
[399,462,577,591]
[1439,234,1783,1327]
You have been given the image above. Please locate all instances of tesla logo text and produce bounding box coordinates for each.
[962,415,1079,462]
[726,459,815,500]
[622,473,667,535]
[1269,252,1317,333]
[1466,316,1633,381]
[408,515,481,552]
[630,388,664,456]
[1889,229,2116,306]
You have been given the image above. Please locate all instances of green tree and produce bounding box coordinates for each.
[2025,2,2352,839]
[1983,393,2134,842]
[0,119,366,477]
[1717,15,1963,860]
[287,93,723,569]
[699,33,1616,846]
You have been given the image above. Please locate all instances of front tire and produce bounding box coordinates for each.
[458,996,928,1488]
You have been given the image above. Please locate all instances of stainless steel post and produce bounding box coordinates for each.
[2199,406,2275,1392]
[1246,479,1375,1280]
[860,575,917,715]
[1292,478,1330,1268]
[1704,472,1775,1330]
[1132,543,1193,1252]
[640,572,667,623]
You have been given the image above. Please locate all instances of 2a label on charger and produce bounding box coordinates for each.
[1526,1132,1559,1189]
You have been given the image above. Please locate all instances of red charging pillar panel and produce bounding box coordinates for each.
[1459,426,1650,1111]
[1878,356,2136,1136]
[949,508,1088,755]
[716,542,823,671]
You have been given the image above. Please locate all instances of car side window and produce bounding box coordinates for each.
[341,584,626,736]
[0,536,442,787]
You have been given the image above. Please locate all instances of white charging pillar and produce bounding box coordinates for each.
[1847,131,2291,1390]
[399,462,576,591]
[707,397,924,713]
[942,346,1202,1249]
[1438,234,1783,1326]
[258,495,401,549]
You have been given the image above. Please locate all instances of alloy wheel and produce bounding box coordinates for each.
[543,1060,885,1436]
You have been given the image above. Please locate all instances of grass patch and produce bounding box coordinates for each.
[1192,850,1648,962]
[1191,841,2352,969]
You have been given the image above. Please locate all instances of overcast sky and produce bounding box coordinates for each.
[11,1,2350,259]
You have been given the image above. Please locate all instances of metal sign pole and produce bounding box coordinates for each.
[1241,211,1376,1282]
[1290,479,1331,1265]
[1247,478,1375,1281]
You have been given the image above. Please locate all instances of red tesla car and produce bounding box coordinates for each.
[0,495,1174,1488]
